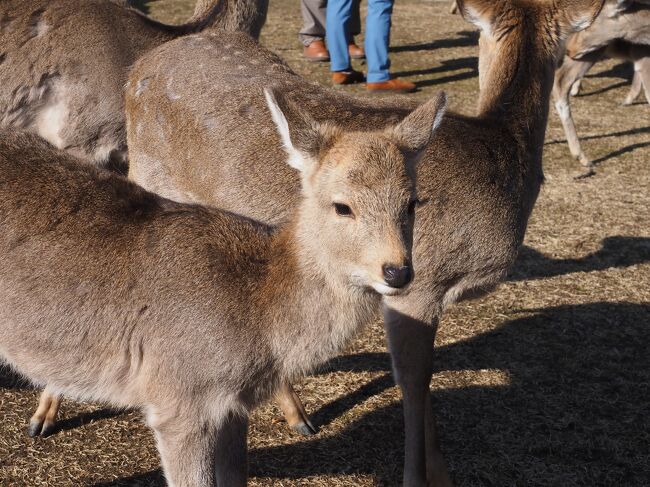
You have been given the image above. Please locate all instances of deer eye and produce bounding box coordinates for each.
[334,203,354,218]
[408,199,419,215]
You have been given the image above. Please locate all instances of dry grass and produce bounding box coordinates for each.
[1,0,649,485]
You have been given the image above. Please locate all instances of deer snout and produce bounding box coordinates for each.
[382,263,413,289]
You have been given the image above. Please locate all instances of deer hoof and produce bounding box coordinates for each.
[27,419,56,437]
[290,419,318,436]
[27,419,44,437]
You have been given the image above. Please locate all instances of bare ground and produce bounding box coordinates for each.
[1,0,648,485]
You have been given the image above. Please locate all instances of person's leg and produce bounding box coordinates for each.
[326,0,353,72]
[350,0,361,38]
[299,0,327,46]
[365,0,393,83]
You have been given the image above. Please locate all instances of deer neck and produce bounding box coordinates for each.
[477,24,557,167]
[258,216,381,382]
[189,0,268,39]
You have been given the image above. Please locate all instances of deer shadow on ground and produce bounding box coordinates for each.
[546,125,650,146]
[390,30,479,53]
[95,301,650,486]
[509,236,650,281]
[392,57,478,88]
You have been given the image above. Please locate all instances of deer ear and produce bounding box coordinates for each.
[387,91,447,159]
[264,87,336,175]
[556,0,604,34]
[456,0,495,36]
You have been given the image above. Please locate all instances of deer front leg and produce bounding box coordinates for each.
[622,70,642,106]
[553,55,597,175]
[149,408,248,487]
[383,305,452,487]
[28,387,62,437]
[632,56,650,105]
[274,381,317,435]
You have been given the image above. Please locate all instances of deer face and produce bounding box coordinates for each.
[265,88,447,295]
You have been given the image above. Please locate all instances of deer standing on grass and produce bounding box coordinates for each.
[1,0,273,438]
[0,88,446,486]
[124,0,604,484]
[0,0,267,174]
[552,0,650,176]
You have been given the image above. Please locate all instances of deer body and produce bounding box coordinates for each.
[1,88,445,485]
[0,0,267,172]
[553,0,650,174]
[125,1,604,484]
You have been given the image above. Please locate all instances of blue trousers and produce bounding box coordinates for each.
[326,0,394,83]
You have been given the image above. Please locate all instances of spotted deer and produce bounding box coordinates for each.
[1,0,270,437]
[553,0,650,175]
[0,0,267,174]
[0,89,446,486]
[123,0,604,484]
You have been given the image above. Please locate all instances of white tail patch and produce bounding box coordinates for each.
[264,89,305,171]
[35,89,68,149]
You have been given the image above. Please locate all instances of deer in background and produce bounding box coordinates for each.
[124,0,604,484]
[0,88,446,486]
[553,0,650,176]
[0,0,267,174]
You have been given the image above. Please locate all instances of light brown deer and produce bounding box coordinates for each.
[0,88,446,486]
[2,0,270,437]
[552,0,650,175]
[124,0,604,484]
[0,0,267,174]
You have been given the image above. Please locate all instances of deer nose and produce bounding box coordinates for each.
[382,264,413,289]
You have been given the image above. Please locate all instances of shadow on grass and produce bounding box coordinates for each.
[96,302,650,486]
[392,56,478,87]
[593,140,650,165]
[389,30,478,53]
[510,236,650,281]
[545,125,650,145]
[48,408,125,436]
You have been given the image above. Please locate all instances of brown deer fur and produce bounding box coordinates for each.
[553,0,650,174]
[0,0,267,173]
[125,0,604,484]
[0,88,447,486]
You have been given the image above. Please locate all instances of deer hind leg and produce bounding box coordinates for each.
[623,69,643,106]
[553,54,599,174]
[633,56,650,105]
[274,381,317,435]
[149,409,248,487]
[383,304,453,487]
[28,387,62,437]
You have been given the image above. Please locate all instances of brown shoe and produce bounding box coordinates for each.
[332,70,366,85]
[367,77,417,93]
[303,40,330,62]
[348,41,365,60]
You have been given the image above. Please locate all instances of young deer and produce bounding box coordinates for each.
[0,0,267,173]
[553,0,650,175]
[0,89,446,486]
[124,0,604,484]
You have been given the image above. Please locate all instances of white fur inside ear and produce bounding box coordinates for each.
[264,89,306,171]
[463,4,492,37]
[432,95,448,133]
